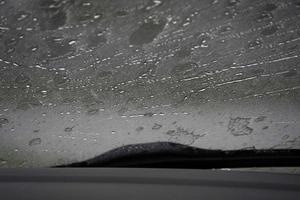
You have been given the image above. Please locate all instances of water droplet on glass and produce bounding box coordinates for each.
[16,13,29,21]
[0,117,9,128]
[31,46,38,52]
[41,90,48,95]
[94,14,101,19]
[0,158,7,165]
[29,138,42,146]
[64,127,73,132]
[68,40,76,45]
[248,38,263,49]
[227,0,240,7]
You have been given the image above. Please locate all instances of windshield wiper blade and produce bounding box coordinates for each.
[58,142,300,169]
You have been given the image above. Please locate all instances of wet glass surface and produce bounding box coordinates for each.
[0,0,299,167]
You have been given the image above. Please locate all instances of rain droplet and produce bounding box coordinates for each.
[115,10,128,17]
[136,127,144,132]
[129,20,165,45]
[152,123,162,130]
[16,12,29,21]
[0,117,9,128]
[29,138,41,146]
[145,0,163,10]
[41,90,48,95]
[248,39,263,49]
[227,0,240,7]
[0,158,7,165]
[94,14,101,19]
[261,25,278,36]
[257,12,273,22]
[6,48,15,54]
[68,40,76,45]
[218,25,233,35]
[31,46,38,52]
[64,127,73,132]
[82,2,91,6]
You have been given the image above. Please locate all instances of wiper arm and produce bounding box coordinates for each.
[58,142,300,169]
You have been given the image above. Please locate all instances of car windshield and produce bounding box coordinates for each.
[0,0,299,168]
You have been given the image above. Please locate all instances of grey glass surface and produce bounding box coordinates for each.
[0,0,299,167]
